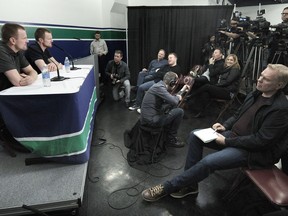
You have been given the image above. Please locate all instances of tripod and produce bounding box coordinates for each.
[233,36,248,66]
[241,39,266,93]
[271,50,288,65]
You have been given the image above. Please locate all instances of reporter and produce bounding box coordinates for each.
[142,64,288,202]
[189,54,241,118]
[141,72,189,148]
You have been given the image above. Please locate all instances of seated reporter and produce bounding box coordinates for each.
[142,64,288,202]
[190,54,241,117]
[25,28,63,74]
[140,71,189,148]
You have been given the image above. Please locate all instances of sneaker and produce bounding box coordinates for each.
[128,104,140,111]
[137,108,141,114]
[170,185,199,199]
[142,184,167,202]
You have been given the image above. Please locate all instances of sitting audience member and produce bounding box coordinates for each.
[141,72,189,148]
[129,52,182,112]
[190,54,241,117]
[105,50,131,107]
[25,28,63,74]
[201,35,217,66]
[142,64,288,202]
[135,49,168,89]
[0,23,38,91]
[206,48,225,85]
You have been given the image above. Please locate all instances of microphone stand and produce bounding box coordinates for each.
[49,59,66,81]
[53,43,80,70]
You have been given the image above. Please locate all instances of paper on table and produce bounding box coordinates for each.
[193,128,218,143]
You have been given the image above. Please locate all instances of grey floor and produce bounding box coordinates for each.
[0,85,246,216]
[78,85,243,216]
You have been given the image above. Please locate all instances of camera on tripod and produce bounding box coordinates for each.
[270,23,288,51]
[235,10,270,33]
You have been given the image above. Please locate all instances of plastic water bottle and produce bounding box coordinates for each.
[64,57,70,73]
[41,65,51,87]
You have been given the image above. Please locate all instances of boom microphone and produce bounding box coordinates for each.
[52,43,80,70]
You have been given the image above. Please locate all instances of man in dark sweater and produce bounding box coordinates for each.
[140,72,189,148]
[142,64,288,202]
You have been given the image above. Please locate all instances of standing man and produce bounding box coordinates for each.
[141,72,189,148]
[142,64,288,202]
[105,50,131,107]
[0,23,38,91]
[129,52,181,112]
[25,28,63,74]
[90,31,108,83]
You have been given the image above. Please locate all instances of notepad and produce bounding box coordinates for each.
[193,128,218,143]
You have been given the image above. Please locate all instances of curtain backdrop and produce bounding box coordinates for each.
[128,6,233,85]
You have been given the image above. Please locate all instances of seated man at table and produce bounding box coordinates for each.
[0,23,38,152]
[25,28,63,74]
[0,23,38,91]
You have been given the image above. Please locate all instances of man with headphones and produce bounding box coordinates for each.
[140,71,190,148]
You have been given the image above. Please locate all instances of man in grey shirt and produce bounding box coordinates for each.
[140,71,189,148]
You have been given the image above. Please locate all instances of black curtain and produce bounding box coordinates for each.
[128,6,233,85]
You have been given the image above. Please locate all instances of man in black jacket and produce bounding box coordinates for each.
[105,50,131,107]
[141,64,288,202]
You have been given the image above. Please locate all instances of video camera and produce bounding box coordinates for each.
[235,10,270,33]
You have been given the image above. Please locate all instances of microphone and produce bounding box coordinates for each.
[49,58,66,81]
[52,43,80,70]
[27,45,66,81]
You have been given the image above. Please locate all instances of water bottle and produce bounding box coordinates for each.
[41,65,51,87]
[64,57,70,73]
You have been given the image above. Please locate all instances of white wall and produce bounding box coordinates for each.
[238,4,288,25]
[0,0,285,28]
[0,0,105,27]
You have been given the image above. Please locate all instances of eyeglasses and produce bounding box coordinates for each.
[281,13,288,15]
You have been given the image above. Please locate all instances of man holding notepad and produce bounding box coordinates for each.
[142,64,288,202]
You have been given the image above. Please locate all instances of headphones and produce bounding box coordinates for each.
[169,77,177,87]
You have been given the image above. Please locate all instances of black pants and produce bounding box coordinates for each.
[193,84,231,112]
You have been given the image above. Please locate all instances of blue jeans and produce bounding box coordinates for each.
[135,80,155,106]
[137,70,155,86]
[163,130,249,194]
[112,80,131,103]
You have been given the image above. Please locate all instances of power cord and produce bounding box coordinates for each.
[86,128,185,210]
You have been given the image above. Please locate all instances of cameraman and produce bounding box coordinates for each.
[105,50,131,107]
[268,7,288,66]
[218,18,241,55]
